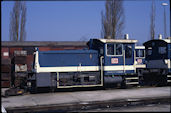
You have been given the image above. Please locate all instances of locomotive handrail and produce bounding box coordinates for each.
[100,56,104,85]
[34,49,40,73]
[134,50,136,73]
[123,50,125,73]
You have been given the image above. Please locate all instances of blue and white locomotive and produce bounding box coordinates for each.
[28,36,170,92]
[30,37,138,91]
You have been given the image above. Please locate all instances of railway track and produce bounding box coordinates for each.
[6,96,170,113]
[2,86,170,113]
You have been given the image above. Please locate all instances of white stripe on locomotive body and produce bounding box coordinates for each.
[104,65,135,71]
[35,65,135,73]
[135,64,146,68]
[168,59,170,69]
[36,66,99,73]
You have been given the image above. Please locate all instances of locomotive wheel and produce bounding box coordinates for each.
[155,74,167,87]
[29,80,37,94]
[120,81,127,89]
[120,77,127,89]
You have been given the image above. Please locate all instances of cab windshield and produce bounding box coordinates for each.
[136,49,145,58]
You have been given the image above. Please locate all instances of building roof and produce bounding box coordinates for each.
[1,41,87,47]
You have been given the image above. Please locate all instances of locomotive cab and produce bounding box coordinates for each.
[88,38,138,86]
[144,39,170,73]
[142,37,171,86]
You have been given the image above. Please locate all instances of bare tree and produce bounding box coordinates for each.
[101,0,124,39]
[9,1,26,41]
[150,0,155,40]
[79,35,88,41]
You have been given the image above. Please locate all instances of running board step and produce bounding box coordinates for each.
[126,82,139,85]
[167,80,171,83]
[167,75,171,78]
[125,77,138,80]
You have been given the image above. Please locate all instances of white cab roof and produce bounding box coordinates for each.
[163,37,171,43]
[135,46,145,49]
[97,39,138,43]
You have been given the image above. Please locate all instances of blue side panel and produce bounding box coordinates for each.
[125,70,135,74]
[104,71,124,75]
[104,56,124,66]
[169,69,171,73]
[168,43,171,59]
[36,73,51,87]
[104,70,135,75]
[168,43,171,73]
[38,50,99,67]
[104,43,135,66]
[104,43,135,76]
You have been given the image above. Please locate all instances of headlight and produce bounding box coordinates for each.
[145,60,148,64]
[164,59,168,64]
[135,61,137,65]
[27,82,31,87]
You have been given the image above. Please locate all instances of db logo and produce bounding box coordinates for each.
[111,58,118,64]
[137,59,142,64]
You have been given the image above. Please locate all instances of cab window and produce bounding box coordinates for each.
[158,47,166,54]
[139,50,145,57]
[125,45,132,58]
[136,49,145,57]
[116,44,122,55]
[136,50,139,57]
[107,44,114,55]
[107,43,122,56]
[147,47,152,56]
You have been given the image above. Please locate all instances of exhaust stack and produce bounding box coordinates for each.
[124,34,129,40]
[158,34,162,39]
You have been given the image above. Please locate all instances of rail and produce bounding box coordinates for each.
[5,96,170,113]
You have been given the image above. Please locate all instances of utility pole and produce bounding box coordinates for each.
[170,0,171,37]
[162,3,168,39]
[150,0,155,40]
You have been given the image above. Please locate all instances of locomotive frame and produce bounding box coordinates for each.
[27,37,171,92]
[29,38,139,91]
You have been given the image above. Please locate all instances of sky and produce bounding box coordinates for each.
[1,0,170,44]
